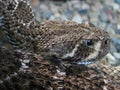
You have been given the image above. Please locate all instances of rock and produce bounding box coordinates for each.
[106,53,120,66]
[29,0,40,8]
[70,0,81,9]
[64,9,74,20]
[107,28,116,37]
[115,0,120,4]
[99,6,117,23]
[51,0,67,2]
[115,29,120,34]
[110,43,117,52]
[49,12,68,20]
[112,3,120,11]
[112,37,120,52]
[117,23,120,30]
[72,13,82,23]
[78,3,90,15]
[50,2,60,13]
[34,11,42,22]
[112,37,120,45]
[77,61,93,65]
[81,15,89,21]
[42,10,53,19]
[113,52,120,59]
[99,10,109,22]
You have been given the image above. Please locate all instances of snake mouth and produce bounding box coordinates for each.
[76,61,94,65]
[76,58,96,65]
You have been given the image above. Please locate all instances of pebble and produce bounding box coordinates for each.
[115,29,120,34]
[112,38,120,52]
[78,3,89,15]
[112,37,120,45]
[89,12,99,22]
[50,3,60,13]
[70,0,81,9]
[112,3,119,11]
[72,13,82,23]
[99,6,112,22]
[113,52,120,59]
[106,53,120,66]
[77,61,93,65]
[117,24,120,30]
[99,12,108,22]
[106,26,116,37]
[42,10,53,19]
[64,9,74,19]
[29,0,40,8]
[110,43,117,52]
[50,13,68,20]
[115,0,120,4]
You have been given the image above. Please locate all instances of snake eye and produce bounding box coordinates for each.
[104,39,110,44]
[84,39,93,46]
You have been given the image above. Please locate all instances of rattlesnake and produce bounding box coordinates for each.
[0,0,120,89]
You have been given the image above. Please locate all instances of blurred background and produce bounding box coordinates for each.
[0,0,120,66]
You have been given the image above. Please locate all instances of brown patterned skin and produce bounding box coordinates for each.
[0,0,110,64]
[88,58,120,86]
[0,48,119,90]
